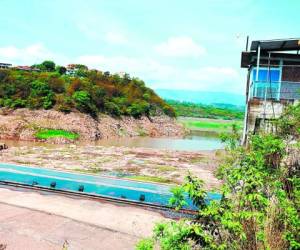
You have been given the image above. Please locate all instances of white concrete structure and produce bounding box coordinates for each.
[0,63,12,69]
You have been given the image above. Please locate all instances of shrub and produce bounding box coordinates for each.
[28,80,54,109]
[72,90,96,115]
[104,101,121,116]
[127,100,150,118]
[162,105,176,117]
[55,94,73,113]
[137,123,300,249]
[135,238,154,250]
[11,98,26,108]
[48,77,65,93]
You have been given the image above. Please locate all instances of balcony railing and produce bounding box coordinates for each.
[250,81,300,101]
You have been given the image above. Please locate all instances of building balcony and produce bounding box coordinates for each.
[250,80,300,101]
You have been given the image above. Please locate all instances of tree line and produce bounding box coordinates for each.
[166,99,244,120]
[0,60,175,118]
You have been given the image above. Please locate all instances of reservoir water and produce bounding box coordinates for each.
[92,131,223,151]
[3,131,223,151]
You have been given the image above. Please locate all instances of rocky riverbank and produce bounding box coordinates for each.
[0,108,186,143]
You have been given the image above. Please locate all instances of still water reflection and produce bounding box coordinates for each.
[3,131,224,152]
[91,131,224,151]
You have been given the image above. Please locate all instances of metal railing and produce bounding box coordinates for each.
[250,81,300,101]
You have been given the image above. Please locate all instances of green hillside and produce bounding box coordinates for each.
[166,99,244,120]
[0,61,175,118]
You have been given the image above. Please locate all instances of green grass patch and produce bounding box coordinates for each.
[156,165,177,172]
[128,175,173,184]
[180,119,243,132]
[35,129,79,140]
[189,156,206,164]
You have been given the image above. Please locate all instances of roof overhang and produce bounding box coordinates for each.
[241,51,300,68]
[251,39,300,52]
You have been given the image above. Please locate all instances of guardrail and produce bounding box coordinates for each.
[0,180,198,216]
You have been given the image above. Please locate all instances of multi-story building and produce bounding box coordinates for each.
[0,63,12,69]
[241,38,300,143]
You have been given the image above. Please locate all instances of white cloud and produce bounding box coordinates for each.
[184,66,242,93]
[187,66,239,81]
[78,55,242,93]
[105,31,128,45]
[0,44,66,65]
[0,44,243,94]
[155,37,206,57]
[76,55,175,80]
[149,66,242,93]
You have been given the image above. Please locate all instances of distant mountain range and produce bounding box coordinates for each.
[155,89,245,107]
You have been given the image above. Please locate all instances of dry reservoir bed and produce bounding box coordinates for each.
[0,142,221,189]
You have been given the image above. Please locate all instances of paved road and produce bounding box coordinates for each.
[0,203,137,250]
[0,187,166,250]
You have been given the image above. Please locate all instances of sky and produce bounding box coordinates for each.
[1,0,300,94]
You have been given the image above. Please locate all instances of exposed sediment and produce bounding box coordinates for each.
[0,108,186,143]
[0,143,221,189]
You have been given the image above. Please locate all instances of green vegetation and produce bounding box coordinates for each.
[179,118,243,132]
[128,175,173,184]
[156,165,177,172]
[35,129,79,140]
[137,103,300,250]
[136,239,154,250]
[166,99,244,120]
[0,61,175,118]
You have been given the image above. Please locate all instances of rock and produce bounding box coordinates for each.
[47,137,73,144]
[0,108,186,144]
[0,143,8,150]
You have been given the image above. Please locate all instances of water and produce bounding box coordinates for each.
[90,131,224,151]
[2,131,223,151]
[0,163,221,210]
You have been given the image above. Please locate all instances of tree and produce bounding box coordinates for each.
[103,71,110,78]
[122,73,131,84]
[75,69,88,78]
[41,60,56,71]
[0,63,176,119]
[126,100,150,118]
[28,80,54,109]
[104,101,121,116]
[56,66,67,75]
[90,85,106,109]
[73,64,88,70]
[48,76,65,93]
[72,90,96,115]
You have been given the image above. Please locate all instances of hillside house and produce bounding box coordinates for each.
[66,64,89,76]
[14,65,40,72]
[66,64,78,76]
[0,63,12,69]
[241,38,300,143]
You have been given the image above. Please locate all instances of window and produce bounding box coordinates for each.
[252,68,280,82]
[252,68,281,99]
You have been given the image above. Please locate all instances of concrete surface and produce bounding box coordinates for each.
[0,187,166,250]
